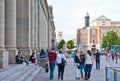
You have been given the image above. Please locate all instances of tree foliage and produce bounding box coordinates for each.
[66,40,75,49]
[102,31,118,48]
[57,39,65,49]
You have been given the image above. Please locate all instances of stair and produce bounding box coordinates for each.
[0,63,42,81]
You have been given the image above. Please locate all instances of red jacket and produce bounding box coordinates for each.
[48,51,57,62]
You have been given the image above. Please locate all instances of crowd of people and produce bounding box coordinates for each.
[106,51,120,63]
[15,48,103,80]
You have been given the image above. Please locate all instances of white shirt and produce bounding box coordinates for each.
[56,53,66,63]
[85,54,92,64]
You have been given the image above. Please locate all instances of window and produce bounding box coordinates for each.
[102,21,105,26]
[93,39,95,43]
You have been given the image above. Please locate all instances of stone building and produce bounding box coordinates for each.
[77,13,120,51]
[0,0,56,67]
[58,31,63,43]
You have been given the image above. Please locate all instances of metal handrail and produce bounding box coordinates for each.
[105,66,120,81]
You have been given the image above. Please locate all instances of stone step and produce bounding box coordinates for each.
[14,65,41,81]
[1,64,35,81]
[0,64,25,81]
[24,66,42,81]
[0,64,18,73]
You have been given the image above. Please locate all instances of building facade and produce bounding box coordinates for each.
[77,13,120,51]
[0,0,56,67]
[58,31,63,43]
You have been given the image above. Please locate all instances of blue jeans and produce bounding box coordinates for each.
[85,64,92,79]
[49,62,55,80]
[80,64,85,73]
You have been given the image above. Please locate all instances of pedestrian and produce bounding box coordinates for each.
[84,50,93,80]
[74,49,81,80]
[114,52,119,63]
[29,52,37,65]
[106,51,111,62]
[71,50,75,65]
[79,50,85,79]
[111,52,114,61]
[16,51,29,66]
[39,49,48,67]
[56,49,67,80]
[47,48,57,80]
[94,49,101,70]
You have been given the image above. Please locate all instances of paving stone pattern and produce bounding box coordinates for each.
[33,56,120,81]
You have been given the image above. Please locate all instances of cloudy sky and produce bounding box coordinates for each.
[47,0,120,41]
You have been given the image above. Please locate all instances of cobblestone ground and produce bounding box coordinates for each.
[33,56,120,81]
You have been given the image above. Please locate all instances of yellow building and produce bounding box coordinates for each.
[77,14,120,51]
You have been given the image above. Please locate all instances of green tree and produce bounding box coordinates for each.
[117,37,120,45]
[57,39,65,49]
[66,40,75,49]
[102,31,118,48]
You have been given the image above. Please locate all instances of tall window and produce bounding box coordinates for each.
[102,21,105,26]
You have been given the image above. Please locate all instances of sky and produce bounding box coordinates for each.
[47,0,120,41]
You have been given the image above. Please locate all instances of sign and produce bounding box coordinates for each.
[111,45,120,52]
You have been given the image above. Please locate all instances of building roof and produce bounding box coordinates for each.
[95,15,110,20]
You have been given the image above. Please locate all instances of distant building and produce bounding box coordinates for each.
[77,13,120,51]
[58,32,63,43]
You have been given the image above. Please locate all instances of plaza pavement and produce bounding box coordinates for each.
[0,55,120,81]
[33,55,120,81]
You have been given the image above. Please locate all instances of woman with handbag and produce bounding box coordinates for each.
[74,49,81,80]
[56,49,67,80]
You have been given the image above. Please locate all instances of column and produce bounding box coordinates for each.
[5,0,17,63]
[16,0,32,59]
[0,0,9,67]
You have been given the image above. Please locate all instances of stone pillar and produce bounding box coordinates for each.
[0,0,9,67]
[5,0,17,64]
[16,0,32,59]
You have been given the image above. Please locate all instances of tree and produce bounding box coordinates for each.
[102,31,118,48]
[66,40,75,49]
[57,39,65,49]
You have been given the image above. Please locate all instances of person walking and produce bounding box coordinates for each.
[114,52,119,63]
[56,49,67,80]
[47,48,57,80]
[74,49,81,80]
[79,50,85,79]
[84,50,93,80]
[106,51,111,62]
[71,50,75,65]
[94,49,101,70]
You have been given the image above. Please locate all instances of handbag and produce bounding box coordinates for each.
[77,63,81,69]
[45,63,49,73]
[61,54,66,64]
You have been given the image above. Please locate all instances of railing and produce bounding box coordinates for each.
[105,66,120,81]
